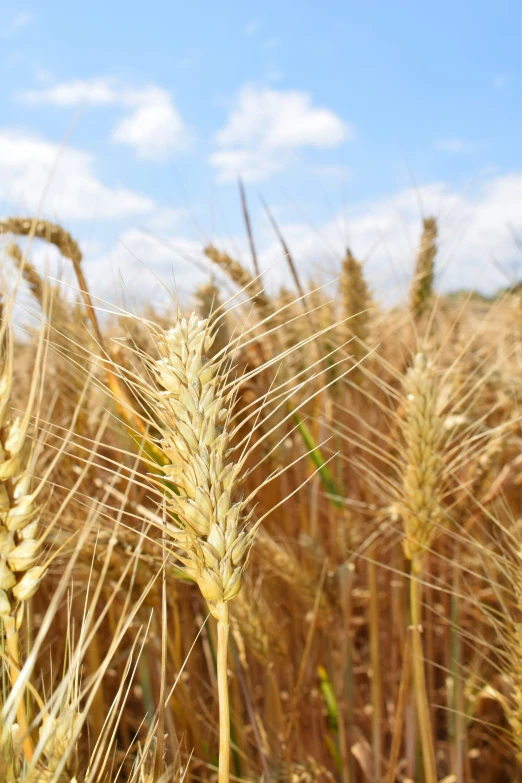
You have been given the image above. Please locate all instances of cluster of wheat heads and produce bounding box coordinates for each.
[3,215,522,783]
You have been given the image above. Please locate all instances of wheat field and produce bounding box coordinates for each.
[0,213,521,783]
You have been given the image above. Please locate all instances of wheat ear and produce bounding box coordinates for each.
[204,244,273,316]
[400,352,444,783]
[0,217,82,264]
[340,248,372,366]
[0,320,48,763]
[409,217,437,319]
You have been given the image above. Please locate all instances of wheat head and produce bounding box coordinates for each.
[400,351,445,573]
[0,326,46,624]
[409,217,437,319]
[340,248,372,364]
[149,313,251,619]
[1,218,82,265]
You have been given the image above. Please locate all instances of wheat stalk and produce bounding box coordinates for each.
[399,351,444,783]
[142,313,256,783]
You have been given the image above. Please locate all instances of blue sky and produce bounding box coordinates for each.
[1,1,521,306]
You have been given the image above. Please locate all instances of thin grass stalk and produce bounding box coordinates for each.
[238,178,260,278]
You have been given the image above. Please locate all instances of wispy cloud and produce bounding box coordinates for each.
[494,72,508,91]
[19,77,119,106]
[211,84,353,182]
[434,138,484,155]
[244,18,261,37]
[17,78,191,161]
[11,11,34,29]
[1,10,34,38]
[434,138,466,153]
[312,164,352,181]
[0,128,155,220]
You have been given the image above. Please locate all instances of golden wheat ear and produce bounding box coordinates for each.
[0,218,82,265]
[409,216,437,320]
[340,248,373,367]
[204,243,273,318]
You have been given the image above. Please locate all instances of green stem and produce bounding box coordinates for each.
[216,602,230,783]
[410,567,437,783]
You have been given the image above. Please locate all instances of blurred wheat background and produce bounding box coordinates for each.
[1,209,522,783]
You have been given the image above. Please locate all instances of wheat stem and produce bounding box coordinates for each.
[216,601,230,783]
[410,570,437,783]
[3,614,34,761]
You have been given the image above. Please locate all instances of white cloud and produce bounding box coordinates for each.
[209,148,285,183]
[215,85,350,149]
[0,129,155,220]
[212,84,352,182]
[143,207,188,233]
[18,78,190,161]
[112,97,188,160]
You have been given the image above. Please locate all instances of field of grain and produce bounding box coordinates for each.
[1,214,522,783]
